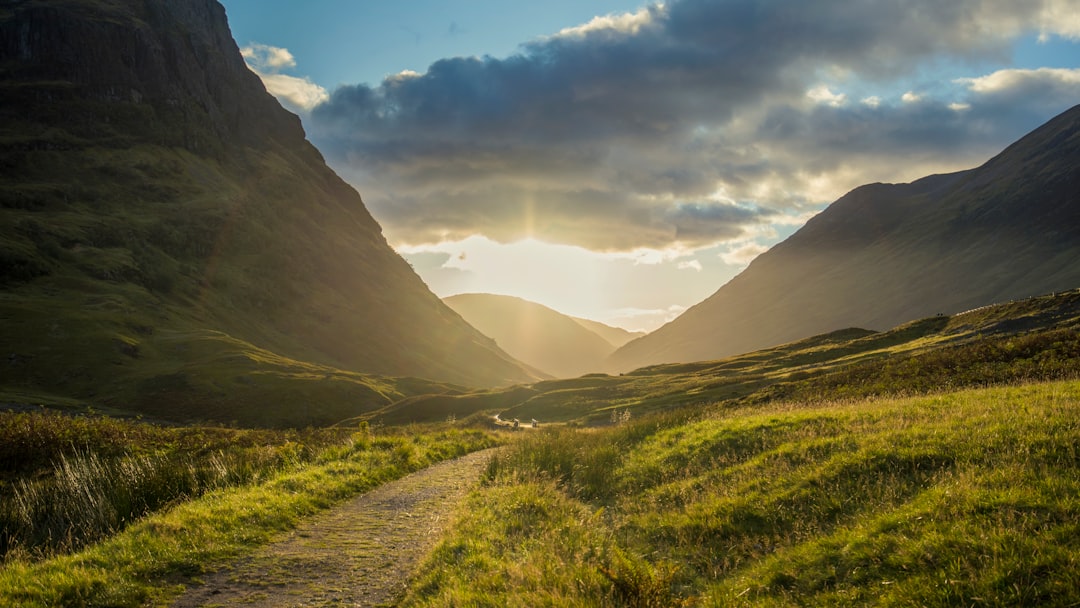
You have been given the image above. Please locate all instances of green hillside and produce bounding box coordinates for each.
[0,0,537,426]
[407,380,1080,606]
[372,288,1080,425]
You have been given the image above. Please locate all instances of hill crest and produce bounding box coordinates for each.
[443,293,632,378]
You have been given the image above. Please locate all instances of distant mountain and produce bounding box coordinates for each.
[444,294,628,378]
[0,0,538,425]
[571,317,646,348]
[610,104,1080,371]
[371,289,1080,425]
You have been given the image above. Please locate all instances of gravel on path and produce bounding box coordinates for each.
[171,448,496,607]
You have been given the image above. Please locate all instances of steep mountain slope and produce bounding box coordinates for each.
[443,293,616,378]
[0,0,537,425]
[610,104,1080,371]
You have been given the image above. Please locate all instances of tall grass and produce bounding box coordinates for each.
[2,410,350,560]
[0,424,499,607]
[404,380,1080,606]
[3,443,309,560]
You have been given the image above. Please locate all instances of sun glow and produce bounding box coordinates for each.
[397,236,742,332]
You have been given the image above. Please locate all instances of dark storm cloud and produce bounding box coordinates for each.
[307,0,1080,250]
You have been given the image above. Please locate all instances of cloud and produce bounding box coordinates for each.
[721,242,769,266]
[808,85,847,107]
[606,304,689,333]
[240,43,329,111]
[241,43,297,70]
[308,0,1080,253]
[552,6,659,39]
[957,67,1080,101]
[1035,0,1080,39]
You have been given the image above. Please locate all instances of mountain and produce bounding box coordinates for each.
[371,289,1080,425]
[0,0,537,426]
[610,104,1080,371]
[570,316,646,348]
[443,293,625,378]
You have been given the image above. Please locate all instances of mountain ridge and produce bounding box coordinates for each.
[443,293,627,378]
[609,103,1080,371]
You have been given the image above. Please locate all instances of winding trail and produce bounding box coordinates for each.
[172,448,496,607]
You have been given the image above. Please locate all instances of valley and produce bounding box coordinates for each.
[2,0,1079,606]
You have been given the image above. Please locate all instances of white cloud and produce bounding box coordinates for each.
[553,6,660,39]
[605,304,687,333]
[240,43,297,71]
[957,67,1080,94]
[807,85,847,107]
[901,91,922,103]
[257,73,330,111]
[949,102,972,111]
[677,259,704,271]
[721,242,769,266]
[862,95,882,108]
[1037,0,1080,40]
[240,43,328,112]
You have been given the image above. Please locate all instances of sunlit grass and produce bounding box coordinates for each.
[404,380,1080,606]
[0,414,498,608]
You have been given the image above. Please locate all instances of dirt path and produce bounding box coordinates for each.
[172,448,496,607]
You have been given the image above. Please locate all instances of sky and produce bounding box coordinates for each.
[221,0,1080,332]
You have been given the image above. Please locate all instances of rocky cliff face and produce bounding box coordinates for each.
[0,0,537,425]
[1,0,300,149]
[609,104,1080,371]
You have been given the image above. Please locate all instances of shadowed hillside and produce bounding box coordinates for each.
[609,104,1080,371]
[0,0,538,426]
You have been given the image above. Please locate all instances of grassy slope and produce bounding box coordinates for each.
[397,291,1080,606]
[404,380,1080,607]
[372,289,1080,425]
[0,134,483,427]
[0,1,537,427]
[0,412,498,608]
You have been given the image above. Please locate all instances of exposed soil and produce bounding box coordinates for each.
[171,448,496,607]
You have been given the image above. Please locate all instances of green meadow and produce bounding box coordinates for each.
[396,292,1080,606]
[404,380,1080,607]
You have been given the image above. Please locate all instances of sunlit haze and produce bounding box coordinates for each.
[222,0,1080,331]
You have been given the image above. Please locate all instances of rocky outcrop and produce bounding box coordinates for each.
[0,0,301,149]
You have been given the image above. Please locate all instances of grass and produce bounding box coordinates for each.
[369,289,1080,426]
[0,410,499,607]
[0,409,357,560]
[402,380,1080,606]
